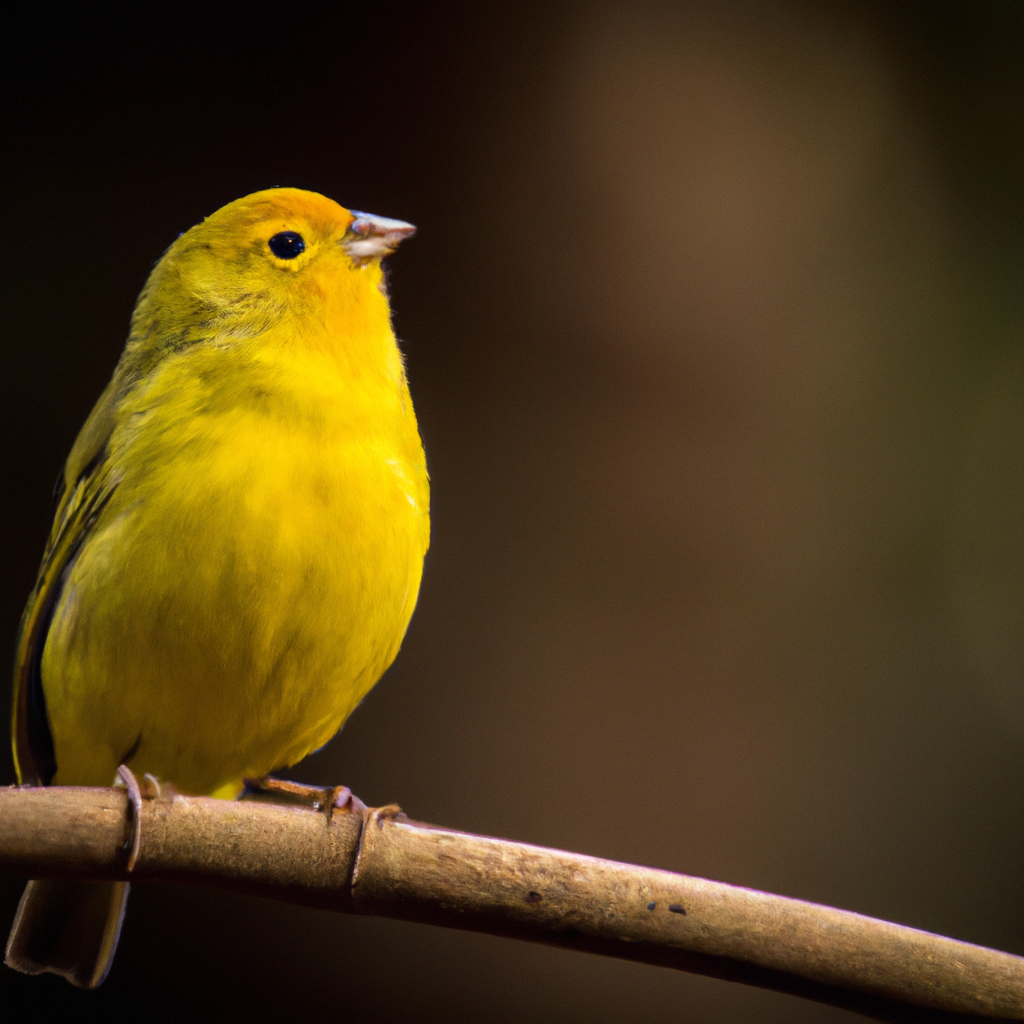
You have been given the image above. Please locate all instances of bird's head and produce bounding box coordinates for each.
[127,188,415,357]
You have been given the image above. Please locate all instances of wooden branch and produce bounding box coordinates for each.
[1,785,1022,1021]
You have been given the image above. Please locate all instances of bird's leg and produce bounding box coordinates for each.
[240,776,368,821]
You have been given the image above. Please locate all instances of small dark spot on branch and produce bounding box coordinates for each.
[668,904,686,915]
[647,902,657,911]
[526,891,542,904]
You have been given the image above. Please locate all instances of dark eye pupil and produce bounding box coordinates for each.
[268,231,305,259]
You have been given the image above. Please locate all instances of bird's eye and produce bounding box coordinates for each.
[268,231,306,259]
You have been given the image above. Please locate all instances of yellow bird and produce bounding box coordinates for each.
[5,188,429,987]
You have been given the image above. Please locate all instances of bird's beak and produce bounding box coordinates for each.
[343,211,416,263]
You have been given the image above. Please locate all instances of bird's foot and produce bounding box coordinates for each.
[114,765,143,871]
[112,768,182,871]
[368,803,407,825]
[240,776,367,820]
[137,773,179,800]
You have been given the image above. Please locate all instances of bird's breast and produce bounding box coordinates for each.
[43,354,428,793]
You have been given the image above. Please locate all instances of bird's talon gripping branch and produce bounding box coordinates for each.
[140,774,164,800]
[369,803,407,828]
[326,786,367,820]
[115,765,143,872]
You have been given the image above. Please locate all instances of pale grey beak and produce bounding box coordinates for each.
[343,211,416,262]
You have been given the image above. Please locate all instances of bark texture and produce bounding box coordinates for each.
[1,785,1022,1022]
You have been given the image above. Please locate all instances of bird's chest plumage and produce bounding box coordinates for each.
[43,355,428,794]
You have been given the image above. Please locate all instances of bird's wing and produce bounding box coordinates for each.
[11,383,121,785]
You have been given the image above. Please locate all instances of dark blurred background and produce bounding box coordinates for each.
[2,1,1023,1020]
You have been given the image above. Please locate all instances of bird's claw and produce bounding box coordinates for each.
[115,764,143,872]
[368,803,407,827]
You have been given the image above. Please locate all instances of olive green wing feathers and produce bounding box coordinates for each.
[11,384,120,785]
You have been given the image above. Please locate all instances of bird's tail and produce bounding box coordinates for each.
[5,878,130,988]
